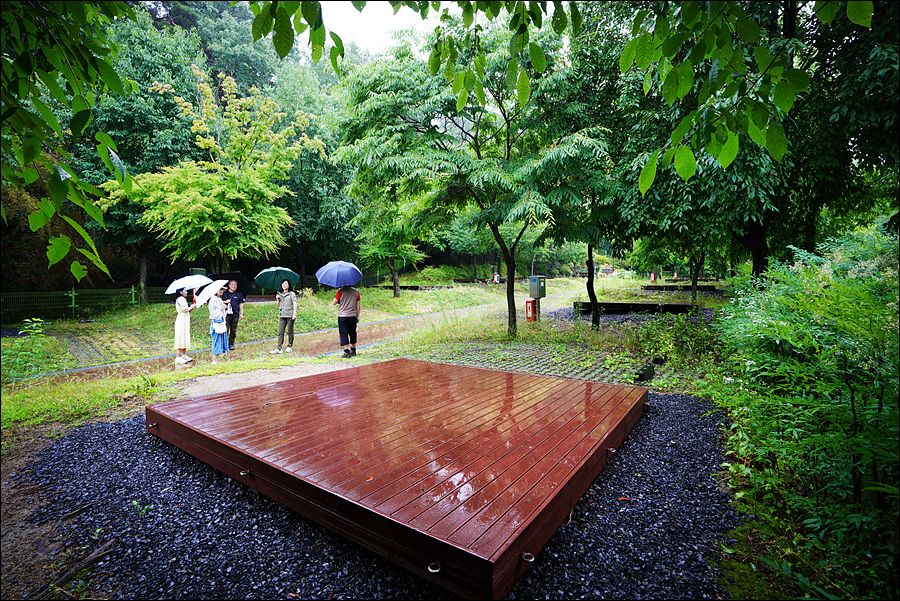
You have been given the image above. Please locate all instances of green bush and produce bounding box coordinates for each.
[713,226,899,598]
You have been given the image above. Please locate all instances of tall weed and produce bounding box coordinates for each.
[713,226,899,598]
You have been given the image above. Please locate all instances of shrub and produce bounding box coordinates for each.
[714,226,899,598]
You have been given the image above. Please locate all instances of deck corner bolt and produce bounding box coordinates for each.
[146,422,158,429]
[607,447,616,453]
[427,561,441,573]
[522,552,535,563]
[240,470,251,476]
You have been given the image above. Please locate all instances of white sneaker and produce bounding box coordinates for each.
[285,347,292,353]
[271,349,282,354]
[175,356,187,364]
[183,355,193,362]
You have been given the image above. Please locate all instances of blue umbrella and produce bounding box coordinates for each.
[315,261,363,288]
[255,266,300,291]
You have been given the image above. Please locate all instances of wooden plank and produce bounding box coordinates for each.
[145,358,646,599]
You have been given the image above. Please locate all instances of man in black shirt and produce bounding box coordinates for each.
[222,280,245,351]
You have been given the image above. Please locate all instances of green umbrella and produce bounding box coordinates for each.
[255,266,300,291]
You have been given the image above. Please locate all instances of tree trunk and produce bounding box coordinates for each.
[503,247,517,337]
[689,250,705,302]
[298,241,307,289]
[211,255,230,275]
[733,217,769,277]
[586,243,599,330]
[138,244,148,304]
[387,257,400,297]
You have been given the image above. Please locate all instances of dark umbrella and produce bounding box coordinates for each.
[208,272,253,296]
[255,266,301,291]
[315,261,364,288]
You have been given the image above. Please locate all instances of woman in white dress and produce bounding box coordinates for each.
[173,288,195,364]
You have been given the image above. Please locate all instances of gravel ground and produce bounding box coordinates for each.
[5,386,740,600]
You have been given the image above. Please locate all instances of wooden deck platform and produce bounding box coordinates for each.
[145,359,647,599]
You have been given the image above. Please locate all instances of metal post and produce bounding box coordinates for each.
[70,288,77,318]
[131,285,136,306]
[534,298,540,322]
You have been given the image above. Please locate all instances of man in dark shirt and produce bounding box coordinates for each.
[222,279,245,351]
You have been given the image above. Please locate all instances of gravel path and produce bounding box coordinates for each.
[5,383,739,600]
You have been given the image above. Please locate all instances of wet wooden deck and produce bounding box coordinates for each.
[145,358,647,599]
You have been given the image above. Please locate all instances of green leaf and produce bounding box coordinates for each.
[635,32,654,71]
[747,119,767,146]
[619,37,637,73]
[661,147,676,168]
[517,69,530,105]
[456,88,468,113]
[70,260,89,281]
[529,43,546,73]
[462,2,474,27]
[330,46,343,77]
[674,145,697,180]
[570,1,582,36]
[428,46,442,76]
[814,1,841,24]
[301,1,321,29]
[639,149,659,196]
[76,246,110,276]
[93,57,125,96]
[444,59,456,83]
[71,109,91,136]
[846,1,873,27]
[31,96,61,136]
[251,5,274,41]
[28,197,57,231]
[766,122,788,161]
[773,81,796,113]
[734,16,761,44]
[47,235,71,267]
[671,114,694,145]
[753,46,775,73]
[782,68,810,92]
[676,59,693,99]
[552,5,567,35]
[506,59,518,91]
[272,6,295,58]
[474,80,486,106]
[661,66,678,105]
[453,72,465,94]
[717,130,740,169]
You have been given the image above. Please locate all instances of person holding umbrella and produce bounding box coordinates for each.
[316,261,365,358]
[205,282,229,363]
[271,279,297,354]
[173,287,196,364]
[332,284,362,358]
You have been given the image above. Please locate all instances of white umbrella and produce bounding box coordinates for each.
[165,274,213,295]
[193,279,229,305]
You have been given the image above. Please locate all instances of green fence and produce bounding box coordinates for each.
[0,287,173,324]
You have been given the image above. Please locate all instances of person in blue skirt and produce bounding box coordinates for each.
[208,282,228,363]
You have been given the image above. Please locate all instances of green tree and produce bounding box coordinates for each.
[2,1,136,281]
[339,24,565,336]
[620,0,879,193]
[102,70,324,272]
[66,7,208,293]
[353,188,428,297]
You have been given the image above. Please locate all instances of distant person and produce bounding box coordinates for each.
[222,279,245,351]
[173,287,195,364]
[208,283,228,364]
[271,279,296,354]
[332,285,361,358]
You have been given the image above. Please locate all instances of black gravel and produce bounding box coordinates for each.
[8,392,740,600]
